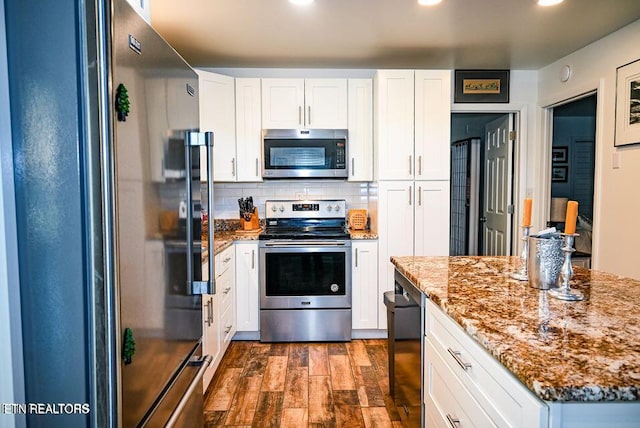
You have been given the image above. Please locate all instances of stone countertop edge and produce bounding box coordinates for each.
[390,255,640,403]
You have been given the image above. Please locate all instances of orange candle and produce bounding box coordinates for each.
[522,198,532,227]
[564,201,579,234]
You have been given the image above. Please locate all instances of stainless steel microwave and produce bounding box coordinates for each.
[262,129,348,179]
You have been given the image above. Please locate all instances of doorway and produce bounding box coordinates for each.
[548,94,596,266]
[450,113,516,256]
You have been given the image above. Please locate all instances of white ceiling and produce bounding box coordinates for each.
[149,0,640,70]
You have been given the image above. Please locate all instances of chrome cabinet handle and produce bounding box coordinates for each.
[446,414,460,428]
[255,158,259,177]
[251,249,255,269]
[418,155,422,176]
[409,186,412,206]
[298,106,302,125]
[447,348,472,371]
[351,158,355,176]
[418,186,422,206]
[223,286,231,295]
[223,256,231,263]
[308,106,311,125]
[355,248,359,267]
[204,299,212,327]
[224,324,232,334]
[409,155,412,175]
[231,158,236,177]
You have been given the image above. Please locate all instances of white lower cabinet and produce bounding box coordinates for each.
[351,241,378,330]
[235,242,260,333]
[202,245,235,391]
[424,300,548,428]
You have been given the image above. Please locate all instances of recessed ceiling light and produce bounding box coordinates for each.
[289,0,314,5]
[418,0,442,5]
[537,0,564,6]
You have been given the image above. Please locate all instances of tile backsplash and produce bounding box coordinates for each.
[214,181,371,219]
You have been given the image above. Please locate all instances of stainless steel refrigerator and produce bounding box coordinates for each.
[111,0,214,426]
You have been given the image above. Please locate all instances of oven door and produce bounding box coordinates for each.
[259,240,352,309]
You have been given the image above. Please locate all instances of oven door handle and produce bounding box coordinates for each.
[262,241,348,247]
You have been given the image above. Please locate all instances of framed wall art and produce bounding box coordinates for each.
[551,166,568,183]
[615,58,640,147]
[454,70,510,103]
[552,146,568,163]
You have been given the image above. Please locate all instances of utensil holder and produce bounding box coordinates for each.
[527,234,564,289]
[240,208,260,231]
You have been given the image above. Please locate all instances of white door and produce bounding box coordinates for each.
[197,71,236,181]
[304,79,348,129]
[261,78,305,129]
[377,181,415,329]
[374,70,415,180]
[235,78,262,182]
[415,181,450,256]
[482,115,513,256]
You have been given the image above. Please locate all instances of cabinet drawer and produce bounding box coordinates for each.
[219,269,234,313]
[425,300,547,428]
[221,303,235,345]
[215,246,235,279]
[425,337,496,428]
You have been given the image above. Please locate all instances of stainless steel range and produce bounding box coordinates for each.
[259,200,352,342]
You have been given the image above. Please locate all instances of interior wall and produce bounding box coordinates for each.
[538,19,640,279]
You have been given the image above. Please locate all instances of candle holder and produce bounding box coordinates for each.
[510,225,532,281]
[548,233,585,301]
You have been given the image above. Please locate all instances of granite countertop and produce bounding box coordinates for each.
[391,255,640,403]
[349,229,378,240]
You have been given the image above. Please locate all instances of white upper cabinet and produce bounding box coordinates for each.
[261,78,347,129]
[235,78,262,182]
[375,70,452,181]
[304,79,348,129]
[415,70,452,180]
[374,70,415,180]
[197,70,236,182]
[347,79,373,182]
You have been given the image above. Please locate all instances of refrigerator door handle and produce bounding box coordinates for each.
[185,131,215,295]
[165,354,213,428]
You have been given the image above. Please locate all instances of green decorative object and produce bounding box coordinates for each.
[115,83,130,122]
[122,327,136,365]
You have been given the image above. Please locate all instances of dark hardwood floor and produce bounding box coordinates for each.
[204,340,403,427]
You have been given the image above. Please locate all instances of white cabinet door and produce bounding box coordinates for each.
[235,242,260,332]
[415,70,451,180]
[347,79,373,181]
[235,78,262,182]
[352,241,379,330]
[374,70,415,180]
[197,70,237,181]
[377,181,415,329]
[202,293,220,391]
[304,79,348,129]
[415,181,450,256]
[261,78,305,129]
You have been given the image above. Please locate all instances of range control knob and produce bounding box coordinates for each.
[334,205,341,212]
[271,205,277,212]
[326,205,333,212]
[279,205,285,212]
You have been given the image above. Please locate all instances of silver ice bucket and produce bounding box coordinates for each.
[527,235,564,289]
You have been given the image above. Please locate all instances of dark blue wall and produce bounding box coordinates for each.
[5,0,95,426]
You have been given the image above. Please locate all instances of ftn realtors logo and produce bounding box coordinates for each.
[2,403,90,415]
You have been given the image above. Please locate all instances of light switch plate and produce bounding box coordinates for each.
[612,152,621,169]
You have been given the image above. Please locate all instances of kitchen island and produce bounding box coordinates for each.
[391,256,640,427]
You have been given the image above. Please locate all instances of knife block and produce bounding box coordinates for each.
[240,208,260,231]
